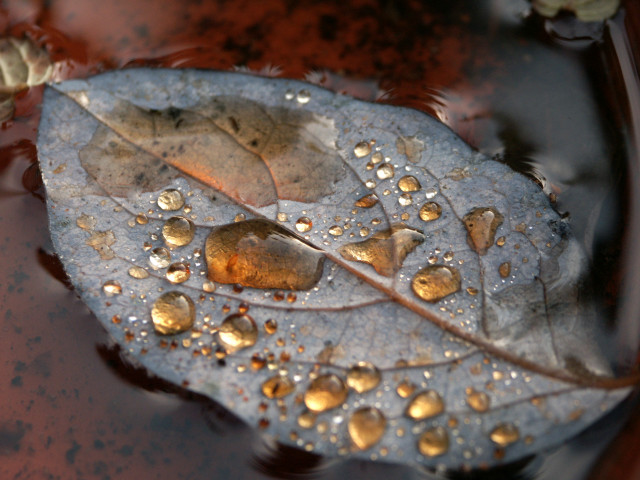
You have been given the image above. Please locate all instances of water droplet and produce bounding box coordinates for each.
[262,374,295,398]
[425,187,438,199]
[365,179,376,189]
[359,227,370,237]
[149,247,171,269]
[396,380,415,398]
[398,175,421,192]
[304,374,348,412]
[136,213,149,225]
[151,291,195,335]
[284,89,295,100]
[287,292,297,303]
[338,225,424,277]
[496,236,506,247]
[202,281,216,293]
[466,286,478,295]
[205,219,325,290]
[295,217,312,233]
[499,262,511,278]
[412,265,461,302]
[346,361,381,393]
[418,426,449,457]
[102,280,122,296]
[264,318,278,334]
[371,152,383,164]
[463,207,504,255]
[157,189,185,211]
[354,141,371,158]
[277,212,288,222]
[355,193,379,208]
[466,388,490,412]
[296,90,311,104]
[419,202,442,222]
[490,423,519,446]
[443,251,454,262]
[398,193,413,206]
[376,163,394,180]
[348,407,387,450]
[218,313,258,351]
[406,390,444,420]
[162,216,195,247]
[128,266,149,279]
[251,353,266,370]
[166,262,190,283]
[328,225,344,236]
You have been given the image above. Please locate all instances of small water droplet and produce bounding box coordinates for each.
[443,251,454,262]
[128,266,149,279]
[296,90,311,104]
[425,187,438,199]
[136,213,149,225]
[346,362,381,393]
[287,292,297,303]
[466,388,490,412]
[264,318,278,334]
[419,202,442,222]
[365,179,377,189]
[396,380,415,398]
[412,265,461,302]
[157,189,185,211]
[166,262,190,283]
[284,89,295,100]
[234,213,246,222]
[376,163,394,180]
[304,374,348,412]
[348,407,386,450]
[149,247,171,269]
[206,219,325,290]
[499,262,511,278]
[354,141,372,158]
[490,423,519,446]
[151,291,195,335]
[202,281,216,292]
[398,175,421,192]
[218,313,258,351]
[418,426,449,457]
[102,280,122,296]
[466,286,478,296]
[355,193,379,208]
[328,225,344,236]
[251,353,266,370]
[262,374,295,398]
[295,217,312,233]
[406,390,445,420]
[371,151,383,164]
[277,212,288,222]
[297,411,316,429]
[398,193,413,206]
[496,236,506,247]
[463,207,504,255]
[162,216,196,247]
[359,227,370,237]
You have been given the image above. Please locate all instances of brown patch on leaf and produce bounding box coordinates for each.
[85,230,116,260]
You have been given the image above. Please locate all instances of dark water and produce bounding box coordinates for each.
[1,0,639,479]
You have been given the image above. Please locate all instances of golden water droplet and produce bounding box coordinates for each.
[354,141,371,158]
[205,219,325,290]
[396,380,415,398]
[287,292,297,303]
[218,313,258,351]
[371,152,383,164]
[234,213,246,222]
[102,280,122,296]
[463,207,504,255]
[418,426,449,457]
[277,212,288,222]
[136,213,149,225]
[149,247,171,269]
[202,281,216,292]
[157,189,185,211]
[295,217,312,233]
[398,175,421,192]
[499,262,511,278]
[360,227,370,237]
[251,353,266,370]
[398,193,413,206]
[466,388,490,412]
[264,318,278,334]
[466,286,478,295]
[329,225,344,236]
[490,423,519,446]
[262,375,295,398]
[412,265,461,303]
[496,236,506,247]
[406,390,445,420]
[298,411,316,429]
[338,224,424,277]
[348,407,387,450]
[376,163,394,180]
[128,266,149,279]
[304,374,348,412]
[162,216,195,247]
[166,262,190,283]
[443,251,454,262]
[346,362,381,393]
[355,193,379,208]
[151,291,195,335]
[419,202,442,222]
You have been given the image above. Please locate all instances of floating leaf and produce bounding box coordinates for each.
[37,69,631,470]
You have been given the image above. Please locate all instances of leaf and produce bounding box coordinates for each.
[37,68,630,470]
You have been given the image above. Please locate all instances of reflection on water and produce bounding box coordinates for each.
[0,0,638,479]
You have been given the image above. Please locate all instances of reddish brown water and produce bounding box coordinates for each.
[1,0,639,479]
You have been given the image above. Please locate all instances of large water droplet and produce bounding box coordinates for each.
[162,216,196,247]
[157,189,185,211]
[338,225,424,277]
[304,374,348,412]
[405,390,445,420]
[205,219,325,290]
[348,407,387,450]
[166,262,190,283]
[346,361,381,393]
[418,426,449,457]
[149,247,171,269]
[398,175,421,192]
[463,207,504,255]
[411,265,461,302]
[490,423,519,446]
[419,202,442,222]
[218,313,258,351]
[262,374,295,398]
[151,291,195,335]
